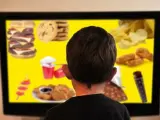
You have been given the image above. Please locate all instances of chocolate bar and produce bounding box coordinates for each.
[133,71,147,103]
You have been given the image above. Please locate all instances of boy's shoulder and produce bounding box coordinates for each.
[45,95,130,120]
[47,95,127,114]
[44,103,65,120]
[100,95,128,112]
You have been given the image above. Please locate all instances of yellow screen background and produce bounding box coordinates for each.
[6,20,153,103]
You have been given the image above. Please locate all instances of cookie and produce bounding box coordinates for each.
[55,20,68,23]
[57,22,68,27]
[57,28,68,33]
[51,20,69,41]
[54,36,68,41]
[56,33,68,37]
[37,21,58,42]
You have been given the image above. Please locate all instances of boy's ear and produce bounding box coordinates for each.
[62,64,73,80]
[112,67,117,77]
[107,67,117,82]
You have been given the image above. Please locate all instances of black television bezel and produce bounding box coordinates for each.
[0,12,159,117]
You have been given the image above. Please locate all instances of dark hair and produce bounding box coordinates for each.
[66,26,117,88]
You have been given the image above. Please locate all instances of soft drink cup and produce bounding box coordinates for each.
[42,63,54,79]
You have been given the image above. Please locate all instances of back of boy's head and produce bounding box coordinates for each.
[66,26,117,87]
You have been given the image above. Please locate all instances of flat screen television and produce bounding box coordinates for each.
[1,12,159,117]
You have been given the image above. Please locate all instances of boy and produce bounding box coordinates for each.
[44,26,130,120]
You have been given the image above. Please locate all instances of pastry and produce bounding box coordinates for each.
[104,82,127,102]
[33,84,75,101]
[37,21,58,42]
[51,84,75,101]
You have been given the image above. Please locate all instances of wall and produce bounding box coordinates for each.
[0,0,160,11]
[0,0,160,119]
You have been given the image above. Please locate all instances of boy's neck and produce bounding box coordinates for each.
[72,80,105,96]
[76,90,104,96]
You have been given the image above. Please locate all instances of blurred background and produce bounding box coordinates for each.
[0,0,159,119]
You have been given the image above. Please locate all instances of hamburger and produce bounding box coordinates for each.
[9,31,34,43]
[10,20,35,28]
[8,40,36,58]
[7,21,36,58]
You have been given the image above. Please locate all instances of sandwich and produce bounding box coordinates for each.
[7,20,36,58]
[8,40,36,58]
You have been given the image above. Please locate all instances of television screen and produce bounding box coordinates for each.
[1,12,159,117]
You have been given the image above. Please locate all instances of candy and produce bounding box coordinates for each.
[133,71,147,103]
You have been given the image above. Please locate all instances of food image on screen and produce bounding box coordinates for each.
[40,56,56,79]
[37,20,69,42]
[116,48,153,67]
[133,71,147,103]
[54,20,69,41]
[136,48,153,61]
[16,76,30,100]
[40,56,66,79]
[33,84,75,102]
[110,20,154,49]
[6,19,154,103]
[37,21,58,42]
[7,20,36,58]
[104,82,127,102]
